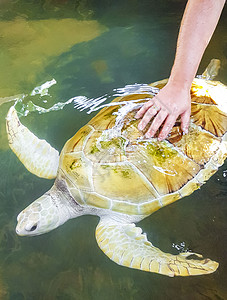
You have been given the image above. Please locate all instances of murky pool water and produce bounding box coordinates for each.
[0,1,226,299]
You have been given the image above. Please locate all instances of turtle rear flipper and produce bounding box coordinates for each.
[96,218,218,277]
[201,58,221,80]
[6,106,59,179]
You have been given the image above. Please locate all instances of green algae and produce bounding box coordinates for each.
[120,169,131,178]
[89,144,100,154]
[145,141,178,163]
[100,136,126,150]
[100,164,131,179]
[90,136,127,155]
[70,159,82,170]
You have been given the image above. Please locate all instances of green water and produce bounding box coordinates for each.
[0,0,227,299]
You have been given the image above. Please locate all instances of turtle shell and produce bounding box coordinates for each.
[59,78,227,216]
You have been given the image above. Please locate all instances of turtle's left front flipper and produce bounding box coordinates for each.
[96,218,218,277]
[6,106,59,179]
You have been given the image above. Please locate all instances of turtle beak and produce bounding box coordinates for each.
[16,226,25,236]
[16,207,40,236]
[16,221,39,236]
[16,211,26,236]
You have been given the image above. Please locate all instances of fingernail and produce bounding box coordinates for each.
[138,123,143,130]
[183,128,188,134]
[135,113,139,119]
[145,132,153,138]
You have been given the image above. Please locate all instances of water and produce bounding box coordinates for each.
[0,0,227,299]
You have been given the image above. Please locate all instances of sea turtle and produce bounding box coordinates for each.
[6,60,227,277]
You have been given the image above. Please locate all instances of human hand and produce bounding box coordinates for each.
[135,82,191,140]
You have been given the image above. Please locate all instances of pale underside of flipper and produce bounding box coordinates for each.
[6,106,59,179]
[96,219,218,277]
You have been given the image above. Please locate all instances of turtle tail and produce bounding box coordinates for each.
[95,218,218,277]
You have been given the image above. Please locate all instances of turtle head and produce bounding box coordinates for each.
[16,191,71,236]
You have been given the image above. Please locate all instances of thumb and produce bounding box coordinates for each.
[180,108,191,134]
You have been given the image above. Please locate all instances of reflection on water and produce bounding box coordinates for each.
[0,18,106,96]
[0,0,226,299]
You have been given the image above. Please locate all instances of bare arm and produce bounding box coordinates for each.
[135,0,226,140]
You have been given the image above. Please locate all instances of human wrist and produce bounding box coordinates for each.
[166,76,192,91]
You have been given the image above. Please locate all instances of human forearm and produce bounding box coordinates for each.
[136,0,225,140]
[168,0,226,89]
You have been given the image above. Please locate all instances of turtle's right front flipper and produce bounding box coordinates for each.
[96,218,218,277]
[6,106,59,179]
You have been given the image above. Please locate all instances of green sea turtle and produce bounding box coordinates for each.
[6,61,227,277]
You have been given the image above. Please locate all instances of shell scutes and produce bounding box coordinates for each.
[60,78,227,216]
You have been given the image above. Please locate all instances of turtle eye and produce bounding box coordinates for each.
[25,223,38,232]
[30,224,37,231]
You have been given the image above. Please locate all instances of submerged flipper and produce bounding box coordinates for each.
[201,59,221,80]
[6,106,59,179]
[96,219,218,277]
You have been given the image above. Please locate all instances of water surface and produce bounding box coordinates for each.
[0,1,226,299]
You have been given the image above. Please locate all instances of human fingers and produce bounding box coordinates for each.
[138,104,160,131]
[135,99,155,119]
[158,114,178,141]
[145,109,168,138]
[180,108,191,134]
